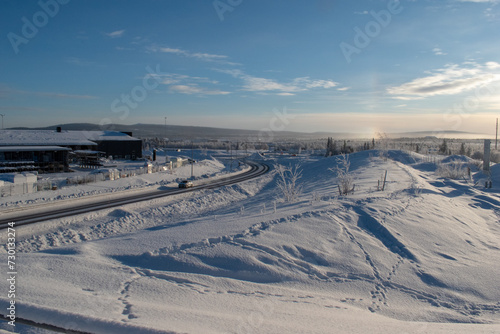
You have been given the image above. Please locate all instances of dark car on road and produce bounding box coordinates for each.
[178,180,194,188]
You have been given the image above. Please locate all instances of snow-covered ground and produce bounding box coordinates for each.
[1,150,499,333]
[0,151,237,210]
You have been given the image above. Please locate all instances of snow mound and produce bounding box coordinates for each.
[2,150,500,333]
[441,155,472,164]
[247,152,266,160]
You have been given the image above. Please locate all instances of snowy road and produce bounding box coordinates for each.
[0,161,269,228]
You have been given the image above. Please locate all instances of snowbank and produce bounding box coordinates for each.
[1,150,499,333]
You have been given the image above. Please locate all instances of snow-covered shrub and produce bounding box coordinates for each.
[471,151,484,160]
[410,183,422,196]
[437,160,468,179]
[330,154,354,195]
[469,159,483,170]
[311,191,322,201]
[274,163,303,202]
[491,151,500,163]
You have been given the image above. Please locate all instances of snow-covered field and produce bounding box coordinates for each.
[1,150,500,333]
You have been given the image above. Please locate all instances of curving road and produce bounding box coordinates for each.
[0,160,269,229]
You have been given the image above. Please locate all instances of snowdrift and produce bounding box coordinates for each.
[1,150,500,333]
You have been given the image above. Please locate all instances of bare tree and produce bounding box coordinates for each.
[274,163,303,202]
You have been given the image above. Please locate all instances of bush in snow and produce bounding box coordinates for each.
[274,163,303,202]
[330,154,354,195]
[469,158,483,170]
[491,151,500,163]
[437,160,468,180]
[471,151,483,160]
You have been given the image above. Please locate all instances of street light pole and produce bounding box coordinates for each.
[191,141,194,179]
[496,118,498,150]
[164,117,167,141]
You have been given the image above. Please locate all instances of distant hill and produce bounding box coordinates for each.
[8,123,355,140]
[7,123,489,141]
[385,130,492,140]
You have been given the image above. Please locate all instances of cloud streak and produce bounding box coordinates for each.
[148,73,229,96]
[150,47,340,96]
[105,30,125,38]
[151,46,239,65]
[218,69,338,95]
[432,47,447,56]
[0,86,98,100]
[457,0,499,3]
[169,85,230,95]
[387,62,500,99]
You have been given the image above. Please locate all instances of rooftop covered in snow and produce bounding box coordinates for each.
[0,130,141,147]
[0,146,72,152]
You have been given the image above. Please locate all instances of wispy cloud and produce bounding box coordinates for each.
[36,92,98,99]
[217,69,338,95]
[387,61,500,99]
[457,0,499,2]
[158,47,221,59]
[151,46,239,65]
[159,74,218,85]
[105,29,125,38]
[148,73,228,96]
[0,85,98,100]
[432,47,447,56]
[149,46,338,96]
[169,85,230,95]
[456,0,500,18]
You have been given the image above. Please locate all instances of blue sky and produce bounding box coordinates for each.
[1,0,500,135]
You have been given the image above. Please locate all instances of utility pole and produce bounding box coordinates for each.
[0,114,4,129]
[191,141,194,179]
[484,139,491,173]
[164,117,167,142]
[496,118,498,150]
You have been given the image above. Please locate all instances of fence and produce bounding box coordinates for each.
[0,182,38,197]
[65,164,171,186]
[0,164,173,197]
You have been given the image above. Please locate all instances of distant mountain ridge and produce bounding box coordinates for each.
[7,123,487,140]
[8,123,354,140]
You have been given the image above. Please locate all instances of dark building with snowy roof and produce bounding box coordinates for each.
[0,146,71,173]
[85,131,142,159]
[0,129,142,173]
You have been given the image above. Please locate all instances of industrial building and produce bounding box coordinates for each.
[0,128,142,173]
